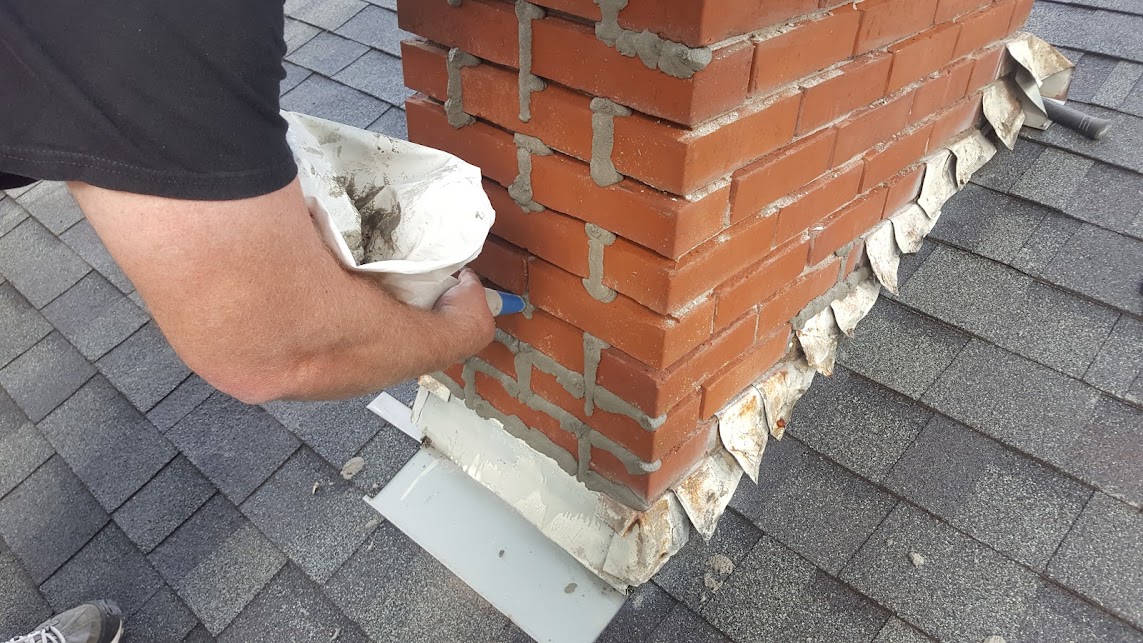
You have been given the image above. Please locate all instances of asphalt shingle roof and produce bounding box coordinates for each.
[1,1,1141,640]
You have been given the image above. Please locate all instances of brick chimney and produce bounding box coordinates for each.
[397,0,1034,587]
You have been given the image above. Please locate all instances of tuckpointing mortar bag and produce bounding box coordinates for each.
[283,111,494,309]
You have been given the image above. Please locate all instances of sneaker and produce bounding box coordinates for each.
[4,601,123,643]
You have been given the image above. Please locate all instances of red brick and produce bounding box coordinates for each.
[400,40,450,102]
[400,0,755,127]
[798,54,893,134]
[929,97,983,148]
[529,259,715,369]
[952,1,1017,59]
[887,23,962,93]
[884,165,926,216]
[612,88,802,195]
[774,163,865,246]
[701,324,793,417]
[470,235,529,295]
[750,7,863,95]
[715,238,811,328]
[605,213,779,315]
[809,188,888,264]
[531,17,755,127]
[441,363,465,388]
[967,46,1006,95]
[476,340,518,379]
[756,256,842,332]
[833,92,916,165]
[730,130,837,222]
[497,308,585,373]
[842,241,866,274]
[910,58,974,123]
[855,0,939,54]
[473,371,580,460]
[590,418,716,503]
[406,97,726,260]
[485,181,589,279]
[862,122,934,191]
[596,311,758,417]
[531,368,702,462]
[935,0,990,23]
[1010,0,1036,32]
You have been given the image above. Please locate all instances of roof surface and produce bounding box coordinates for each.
[1,0,1141,641]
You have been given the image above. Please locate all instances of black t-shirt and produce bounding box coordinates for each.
[0,0,297,200]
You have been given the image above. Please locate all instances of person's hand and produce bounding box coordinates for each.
[434,268,496,358]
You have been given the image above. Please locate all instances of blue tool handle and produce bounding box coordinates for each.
[484,289,527,316]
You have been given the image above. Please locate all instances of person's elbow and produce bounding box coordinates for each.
[176,339,310,405]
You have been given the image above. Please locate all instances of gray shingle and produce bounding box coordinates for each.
[0,539,52,640]
[1053,0,1143,14]
[148,495,245,585]
[124,585,199,643]
[39,376,176,511]
[598,580,677,643]
[1010,207,1083,274]
[1021,103,1143,173]
[969,138,1046,193]
[1063,53,1120,103]
[58,219,134,294]
[286,0,367,31]
[346,422,418,493]
[0,218,90,309]
[262,395,382,464]
[1027,1,1143,63]
[240,449,380,583]
[16,182,84,235]
[922,339,1102,476]
[647,604,730,643]
[1030,223,1143,315]
[368,107,410,140]
[653,510,762,611]
[113,456,217,553]
[900,244,1119,377]
[325,521,515,642]
[1085,314,1143,399]
[0,196,29,237]
[885,415,1092,570]
[42,272,148,361]
[0,456,109,583]
[147,375,215,432]
[702,536,889,642]
[0,385,26,436]
[96,322,191,412]
[280,62,311,97]
[931,185,1051,263]
[1064,397,1143,508]
[39,523,163,617]
[285,31,368,76]
[336,6,409,56]
[1092,60,1143,109]
[0,331,96,422]
[1048,493,1143,628]
[281,75,389,129]
[167,392,299,504]
[335,50,414,107]
[1010,146,1094,211]
[181,624,214,642]
[1014,577,1143,642]
[174,523,286,635]
[365,0,396,9]
[283,17,321,54]
[836,297,970,399]
[788,367,931,482]
[841,503,1042,643]
[729,437,897,574]
[385,379,418,406]
[0,423,54,499]
[873,617,934,643]
[217,565,369,643]
[1065,161,1143,240]
[0,282,52,368]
